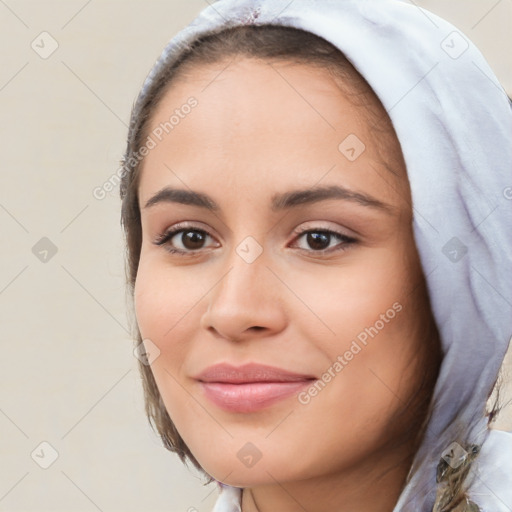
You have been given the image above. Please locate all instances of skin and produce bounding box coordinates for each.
[134,57,434,512]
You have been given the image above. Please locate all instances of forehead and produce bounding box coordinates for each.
[138,58,408,210]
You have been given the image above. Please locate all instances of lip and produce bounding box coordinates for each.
[194,362,316,383]
[194,363,316,413]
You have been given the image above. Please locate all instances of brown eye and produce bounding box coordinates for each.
[293,228,357,254]
[154,226,217,255]
[305,232,331,251]
[179,230,207,250]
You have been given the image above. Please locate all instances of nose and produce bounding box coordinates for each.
[199,245,286,342]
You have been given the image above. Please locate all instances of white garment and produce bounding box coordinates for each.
[212,483,242,512]
[133,0,512,510]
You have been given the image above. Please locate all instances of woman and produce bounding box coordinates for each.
[119,1,512,510]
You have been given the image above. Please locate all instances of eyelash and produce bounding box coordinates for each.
[153,223,357,257]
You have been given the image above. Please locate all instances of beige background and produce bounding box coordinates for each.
[0,1,510,511]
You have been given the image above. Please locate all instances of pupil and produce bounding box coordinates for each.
[183,231,204,250]
[308,232,329,250]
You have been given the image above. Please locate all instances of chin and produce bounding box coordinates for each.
[198,450,310,488]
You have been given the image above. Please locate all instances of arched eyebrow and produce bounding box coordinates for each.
[143,184,395,214]
[271,185,394,213]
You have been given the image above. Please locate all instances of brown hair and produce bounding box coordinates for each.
[120,23,444,492]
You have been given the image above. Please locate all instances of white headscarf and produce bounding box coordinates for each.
[134,1,512,510]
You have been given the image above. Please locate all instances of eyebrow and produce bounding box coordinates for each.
[143,185,394,214]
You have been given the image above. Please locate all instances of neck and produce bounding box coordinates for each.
[240,441,415,512]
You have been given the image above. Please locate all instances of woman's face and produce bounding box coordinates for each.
[134,57,432,486]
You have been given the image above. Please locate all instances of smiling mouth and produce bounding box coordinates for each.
[194,362,317,413]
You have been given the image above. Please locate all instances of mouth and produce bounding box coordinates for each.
[194,363,317,413]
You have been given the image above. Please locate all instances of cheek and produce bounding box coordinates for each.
[302,244,414,346]
[133,255,200,404]
[133,257,201,425]
[298,243,424,413]
[134,254,204,344]
[280,256,426,477]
